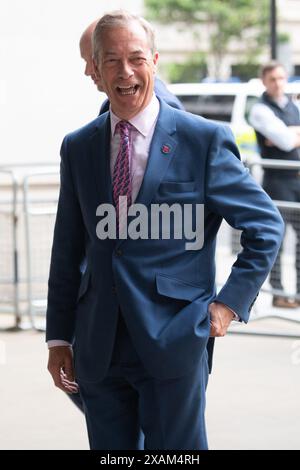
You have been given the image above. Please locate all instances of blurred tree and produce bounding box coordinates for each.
[145,0,269,79]
[231,62,259,81]
[277,32,290,44]
[167,53,207,83]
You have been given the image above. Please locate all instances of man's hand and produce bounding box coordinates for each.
[209,301,235,337]
[288,125,300,136]
[265,138,275,147]
[47,346,79,394]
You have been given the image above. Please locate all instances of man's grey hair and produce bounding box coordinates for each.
[92,10,156,64]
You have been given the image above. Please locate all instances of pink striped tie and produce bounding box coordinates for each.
[112,121,132,226]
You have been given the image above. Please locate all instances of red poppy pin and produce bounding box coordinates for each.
[161,144,171,154]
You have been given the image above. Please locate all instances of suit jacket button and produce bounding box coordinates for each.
[115,249,123,257]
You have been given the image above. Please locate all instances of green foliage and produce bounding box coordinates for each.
[146,0,269,78]
[231,62,260,81]
[146,0,206,22]
[278,32,290,44]
[167,54,207,83]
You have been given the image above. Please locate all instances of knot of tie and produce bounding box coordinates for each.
[116,120,132,140]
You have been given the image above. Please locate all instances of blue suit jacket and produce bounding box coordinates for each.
[46,99,283,382]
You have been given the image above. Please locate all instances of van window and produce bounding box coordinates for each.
[176,94,235,122]
[245,95,259,123]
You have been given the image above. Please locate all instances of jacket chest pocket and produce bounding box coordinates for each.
[157,181,196,204]
[158,181,195,194]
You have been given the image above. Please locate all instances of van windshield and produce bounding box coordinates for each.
[176,94,235,122]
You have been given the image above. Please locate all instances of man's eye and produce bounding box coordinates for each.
[132,57,146,64]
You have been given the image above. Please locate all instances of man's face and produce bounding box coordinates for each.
[94,22,159,120]
[263,66,287,99]
[80,35,103,91]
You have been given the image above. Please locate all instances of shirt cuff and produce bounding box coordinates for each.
[215,301,240,321]
[227,307,240,321]
[47,340,72,348]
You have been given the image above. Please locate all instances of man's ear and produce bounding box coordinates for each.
[153,51,159,74]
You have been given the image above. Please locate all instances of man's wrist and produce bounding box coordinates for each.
[214,301,240,321]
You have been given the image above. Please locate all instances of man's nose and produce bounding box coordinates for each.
[118,61,134,79]
[85,61,94,77]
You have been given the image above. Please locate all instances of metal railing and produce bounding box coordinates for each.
[23,170,59,330]
[226,157,300,337]
[0,163,59,330]
[0,169,20,329]
[247,158,300,300]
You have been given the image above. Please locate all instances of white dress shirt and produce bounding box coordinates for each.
[249,95,300,152]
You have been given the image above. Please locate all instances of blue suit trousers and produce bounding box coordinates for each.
[78,312,209,450]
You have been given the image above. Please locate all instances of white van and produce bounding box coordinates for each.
[167,80,300,158]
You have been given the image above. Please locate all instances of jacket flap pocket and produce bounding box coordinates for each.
[77,270,91,301]
[156,273,203,301]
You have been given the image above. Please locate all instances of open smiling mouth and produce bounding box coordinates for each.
[116,85,139,95]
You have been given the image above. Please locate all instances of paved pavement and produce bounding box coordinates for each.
[0,313,300,450]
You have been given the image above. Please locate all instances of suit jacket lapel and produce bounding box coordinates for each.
[135,100,178,207]
[89,113,113,205]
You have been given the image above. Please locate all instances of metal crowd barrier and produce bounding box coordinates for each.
[247,158,300,299]
[0,164,59,330]
[23,170,59,330]
[226,157,300,337]
[0,169,20,329]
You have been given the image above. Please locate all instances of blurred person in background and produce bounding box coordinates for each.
[249,61,300,308]
[80,20,103,91]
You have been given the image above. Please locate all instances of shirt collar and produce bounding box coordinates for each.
[110,95,160,137]
[277,95,289,108]
[272,95,289,108]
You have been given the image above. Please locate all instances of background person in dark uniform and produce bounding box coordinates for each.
[249,61,300,308]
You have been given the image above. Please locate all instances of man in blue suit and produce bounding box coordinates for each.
[66,17,185,414]
[47,11,284,450]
